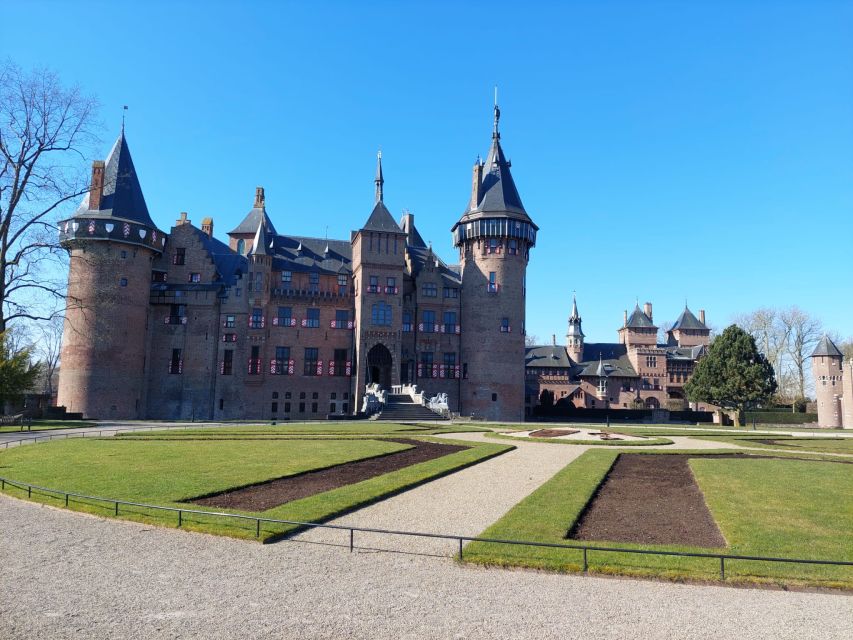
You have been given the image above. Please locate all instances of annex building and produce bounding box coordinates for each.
[57,108,537,422]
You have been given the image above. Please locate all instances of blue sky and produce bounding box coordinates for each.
[8,0,853,343]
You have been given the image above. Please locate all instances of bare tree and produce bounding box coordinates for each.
[525,333,541,347]
[0,61,98,333]
[32,314,63,397]
[779,306,822,400]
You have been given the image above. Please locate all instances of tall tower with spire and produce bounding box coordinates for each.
[566,293,585,362]
[57,130,165,418]
[452,104,537,421]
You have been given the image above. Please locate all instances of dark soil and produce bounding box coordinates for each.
[569,454,727,547]
[529,429,579,438]
[190,438,467,511]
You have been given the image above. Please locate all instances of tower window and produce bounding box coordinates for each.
[221,350,233,375]
[337,274,348,295]
[236,239,245,255]
[309,271,319,291]
[189,273,200,283]
[508,240,518,255]
[500,317,511,333]
[488,272,498,293]
[402,311,412,332]
[173,248,186,265]
[304,347,319,376]
[119,277,128,287]
[371,302,392,326]
[422,283,438,297]
[305,308,320,328]
[368,276,379,293]
[169,349,182,374]
[422,310,436,332]
[281,270,292,284]
[487,238,500,254]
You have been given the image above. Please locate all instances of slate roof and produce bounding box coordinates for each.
[74,131,157,228]
[664,345,705,360]
[361,200,405,233]
[475,134,527,216]
[270,234,352,274]
[670,307,708,331]
[406,244,462,284]
[249,219,272,256]
[229,205,277,236]
[625,305,657,329]
[811,335,843,358]
[575,343,638,378]
[525,345,574,368]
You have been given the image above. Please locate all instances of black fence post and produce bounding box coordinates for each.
[65,493,69,508]
[720,556,725,581]
[28,485,31,498]
[459,538,463,560]
[349,528,354,552]
[256,519,260,538]
[583,547,588,572]
[178,510,182,527]
[115,501,119,516]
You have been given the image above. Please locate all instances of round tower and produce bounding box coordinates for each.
[452,105,537,421]
[566,292,585,362]
[810,335,843,428]
[57,130,165,419]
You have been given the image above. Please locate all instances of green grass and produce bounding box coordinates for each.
[113,422,489,437]
[0,420,97,433]
[465,450,853,588]
[693,436,853,455]
[0,435,512,541]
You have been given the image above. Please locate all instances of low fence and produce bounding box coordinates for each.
[1,475,850,583]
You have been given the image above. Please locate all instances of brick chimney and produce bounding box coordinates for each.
[469,161,483,210]
[623,310,628,327]
[201,217,214,237]
[89,160,105,210]
[175,212,190,226]
[699,309,706,325]
[643,302,653,321]
[552,334,556,346]
[254,186,265,208]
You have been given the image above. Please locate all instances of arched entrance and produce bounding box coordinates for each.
[367,343,393,389]
[645,397,660,410]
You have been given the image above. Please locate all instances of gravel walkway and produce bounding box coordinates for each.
[293,431,586,555]
[2,495,850,640]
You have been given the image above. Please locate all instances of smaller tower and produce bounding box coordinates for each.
[566,292,584,362]
[248,219,273,308]
[811,335,844,428]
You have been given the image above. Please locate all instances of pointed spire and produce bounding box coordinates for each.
[249,219,271,256]
[567,291,584,338]
[375,150,384,203]
[811,334,843,358]
[596,354,606,377]
[493,86,501,140]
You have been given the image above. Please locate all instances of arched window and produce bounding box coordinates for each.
[236,239,245,255]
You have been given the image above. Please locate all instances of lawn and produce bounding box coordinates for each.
[0,435,512,541]
[113,422,489,437]
[464,450,853,588]
[0,420,97,433]
[693,436,853,455]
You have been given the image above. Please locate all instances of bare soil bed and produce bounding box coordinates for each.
[569,454,726,547]
[191,438,467,511]
[529,429,580,438]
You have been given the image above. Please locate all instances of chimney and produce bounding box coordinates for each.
[552,334,556,346]
[469,161,483,210]
[699,309,706,325]
[644,302,653,320]
[623,310,628,327]
[254,186,265,208]
[201,217,214,237]
[176,211,190,226]
[89,161,105,210]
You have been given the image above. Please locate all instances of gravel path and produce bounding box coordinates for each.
[2,495,850,640]
[293,431,587,555]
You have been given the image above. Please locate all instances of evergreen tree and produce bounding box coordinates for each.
[0,331,41,412]
[685,324,777,426]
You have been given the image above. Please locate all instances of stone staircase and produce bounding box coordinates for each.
[374,394,446,422]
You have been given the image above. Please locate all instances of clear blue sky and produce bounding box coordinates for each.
[8,0,853,343]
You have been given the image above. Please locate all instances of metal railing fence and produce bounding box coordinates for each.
[1,475,851,583]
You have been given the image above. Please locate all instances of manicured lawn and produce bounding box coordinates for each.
[694,436,853,455]
[0,420,97,433]
[0,435,512,541]
[464,450,853,588]
[114,422,488,437]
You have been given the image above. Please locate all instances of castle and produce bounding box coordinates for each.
[57,107,536,421]
[524,296,715,416]
[811,335,853,428]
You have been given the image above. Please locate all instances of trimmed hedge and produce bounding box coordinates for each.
[744,412,817,425]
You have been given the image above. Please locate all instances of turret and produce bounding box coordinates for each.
[667,305,711,347]
[811,335,844,428]
[248,219,273,306]
[619,303,658,347]
[566,292,584,362]
[227,186,277,255]
[452,104,537,421]
[57,129,165,418]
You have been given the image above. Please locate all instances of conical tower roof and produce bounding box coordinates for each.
[567,293,584,338]
[811,335,843,358]
[249,218,272,256]
[671,306,708,331]
[229,187,278,236]
[74,130,155,227]
[626,304,657,329]
[360,152,404,234]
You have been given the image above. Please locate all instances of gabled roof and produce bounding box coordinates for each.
[625,305,657,329]
[525,345,573,368]
[406,244,462,284]
[670,306,708,331]
[182,225,248,287]
[361,200,404,233]
[270,234,353,275]
[75,131,156,227]
[811,335,843,358]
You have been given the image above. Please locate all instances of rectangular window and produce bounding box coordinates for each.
[337,274,348,295]
[188,272,200,283]
[368,275,379,293]
[299,402,305,413]
[248,345,261,375]
[224,314,235,328]
[500,317,511,333]
[422,283,437,297]
[443,287,458,298]
[488,272,498,293]
[646,355,657,368]
[250,307,264,329]
[443,311,457,334]
[420,352,434,378]
[402,311,412,333]
[305,308,320,328]
[281,270,292,284]
[334,309,349,329]
[312,402,318,413]
[169,349,182,374]
[276,306,293,326]
[272,346,290,375]
[333,348,347,377]
[304,347,319,376]
[284,402,291,413]
[371,302,392,326]
[443,352,457,378]
[422,310,435,333]
[173,247,185,265]
[309,272,319,291]
[488,238,500,254]
[385,277,397,294]
[222,349,233,375]
[222,333,237,342]
[168,304,186,325]
[152,271,167,283]
[508,239,518,255]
